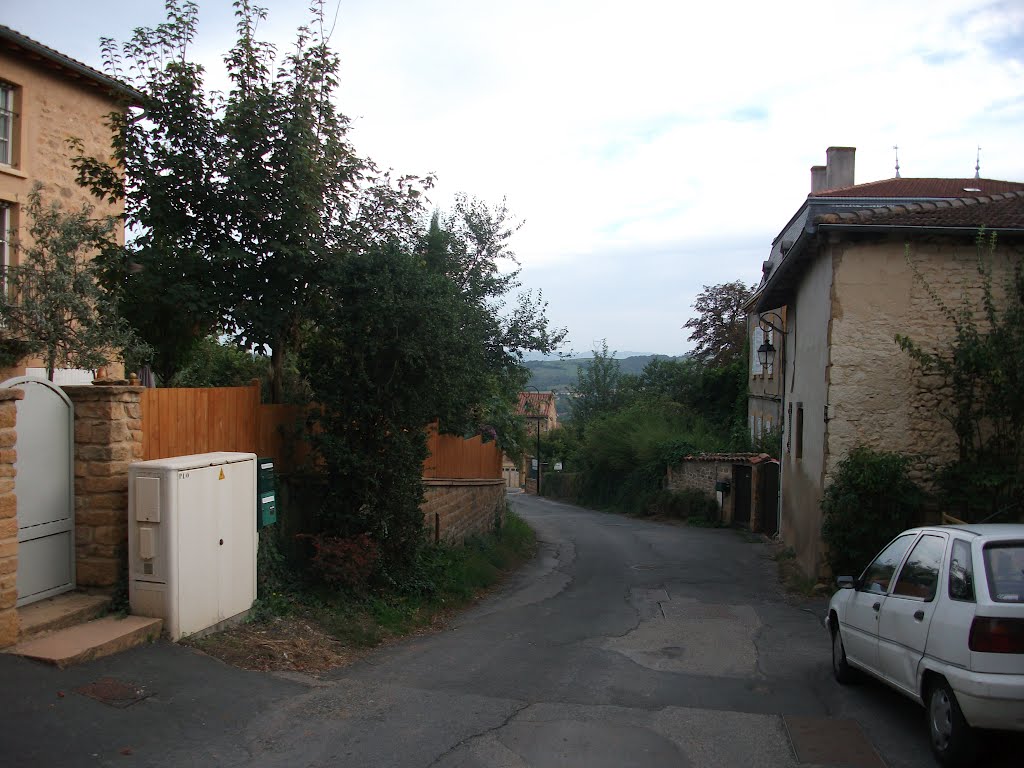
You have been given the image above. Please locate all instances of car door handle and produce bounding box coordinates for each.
[872,602,881,612]
[914,610,925,621]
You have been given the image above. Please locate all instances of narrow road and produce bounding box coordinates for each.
[3,494,1021,766]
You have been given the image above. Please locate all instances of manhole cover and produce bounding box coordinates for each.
[75,677,151,708]
[783,716,885,768]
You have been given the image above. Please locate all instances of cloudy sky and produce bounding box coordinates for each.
[5,0,1024,356]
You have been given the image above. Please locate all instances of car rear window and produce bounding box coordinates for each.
[984,543,1024,603]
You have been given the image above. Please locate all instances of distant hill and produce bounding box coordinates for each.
[525,354,679,394]
[525,354,680,421]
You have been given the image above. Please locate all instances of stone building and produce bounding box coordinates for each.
[504,391,558,492]
[748,146,1024,576]
[0,24,139,382]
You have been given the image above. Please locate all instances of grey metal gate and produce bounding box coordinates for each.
[1,376,75,606]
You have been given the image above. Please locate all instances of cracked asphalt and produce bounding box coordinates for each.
[2,493,1022,767]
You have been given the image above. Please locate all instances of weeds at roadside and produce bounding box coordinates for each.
[189,510,537,671]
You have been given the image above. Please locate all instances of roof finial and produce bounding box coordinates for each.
[974,145,981,179]
[893,145,900,178]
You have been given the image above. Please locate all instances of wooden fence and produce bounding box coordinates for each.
[140,384,306,471]
[422,422,503,479]
[140,386,501,479]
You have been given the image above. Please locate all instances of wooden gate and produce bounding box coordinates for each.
[759,461,780,536]
[732,464,752,527]
[1,377,75,606]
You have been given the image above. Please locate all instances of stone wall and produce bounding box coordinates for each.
[667,454,774,529]
[0,389,22,648]
[828,237,1024,490]
[421,479,506,545]
[62,384,144,588]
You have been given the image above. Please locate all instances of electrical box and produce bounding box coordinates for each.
[257,457,277,528]
[128,452,257,640]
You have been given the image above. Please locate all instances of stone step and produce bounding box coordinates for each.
[17,592,111,642]
[5,615,163,668]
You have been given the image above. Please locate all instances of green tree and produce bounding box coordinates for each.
[70,0,226,382]
[896,234,1024,521]
[569,340,629,434]
[220,0,368,403]
[0,185,147,380]
[683,280,753,367]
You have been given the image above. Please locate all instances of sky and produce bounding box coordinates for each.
[4,0,1024,357]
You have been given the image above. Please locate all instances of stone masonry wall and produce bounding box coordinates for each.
[827,237,1024,491]
[422,479,506,545]
[666,459,733,521]
[62,384,144,588]
[0,389,23,648]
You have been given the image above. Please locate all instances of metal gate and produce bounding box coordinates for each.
[732,464,752,527]
[1,377,75,606]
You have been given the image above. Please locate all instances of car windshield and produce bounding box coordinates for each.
[984,542,1024,603]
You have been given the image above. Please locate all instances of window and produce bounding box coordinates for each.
[892,534,944,601]
[948,539,975,602]
[752,326,763,375]
[984,542,1024,603]
[0,83,14,166]
[860,534,916,594]
[0,203,9,295]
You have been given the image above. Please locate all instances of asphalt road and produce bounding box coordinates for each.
[2,493,1021,767]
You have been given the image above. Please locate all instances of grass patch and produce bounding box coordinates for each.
[190,510,537,671]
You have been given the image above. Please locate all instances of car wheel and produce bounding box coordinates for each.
[831,624,856,684]
[927,678,975,767]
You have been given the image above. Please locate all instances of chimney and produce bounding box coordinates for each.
[810,165,827,193]
[824,146,855,190]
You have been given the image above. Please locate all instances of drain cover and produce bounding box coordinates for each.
[783,716,885,768]
[75,677,150,708]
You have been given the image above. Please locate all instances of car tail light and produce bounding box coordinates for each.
[969,617,1024,654]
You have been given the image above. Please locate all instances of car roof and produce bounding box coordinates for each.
[922,523,1024,540]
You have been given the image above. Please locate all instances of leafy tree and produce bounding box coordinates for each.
[896,234,1024,521]
[300,243,495,572]
[0,185,147,380]
[220,0,367,403]
[683,280,753,366]
[569,340,630,434]
[167,336,268,389]
[70,0,226,382]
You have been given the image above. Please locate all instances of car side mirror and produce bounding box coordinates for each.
[836,575,855,589]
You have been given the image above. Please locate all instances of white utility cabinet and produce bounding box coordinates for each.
[128,452,257,640]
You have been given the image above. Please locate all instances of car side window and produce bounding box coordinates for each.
[860,534,916,594]
[948,539,975,602]
[892,534,945,601]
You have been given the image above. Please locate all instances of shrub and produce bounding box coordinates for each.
[542,472,581,501]
[297,533,381,593]
[821,446,922,578]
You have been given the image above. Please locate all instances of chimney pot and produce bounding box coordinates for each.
[825,146,856,191]
[810,165,827,194]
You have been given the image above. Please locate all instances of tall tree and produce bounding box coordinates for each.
[570,340,628,434]
[683,280,753,367]
[0,185,147,380]
[221,0,366,403]
[70,0,226,382]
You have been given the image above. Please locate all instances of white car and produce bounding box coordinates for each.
[825,524,1024,766]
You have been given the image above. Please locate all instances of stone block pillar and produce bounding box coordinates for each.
[62,384,144,588]
[0,388,23,648]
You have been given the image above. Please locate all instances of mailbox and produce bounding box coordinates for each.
[714,479,731,494]
[257,457,277,528]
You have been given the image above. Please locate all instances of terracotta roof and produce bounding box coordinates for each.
[815,191,1024,229]
[0,24,141,102]
[813,177,1024,199]
[517,391,554,417]
[680,453,774,464]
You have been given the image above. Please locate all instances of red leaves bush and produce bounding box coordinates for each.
[298,533,380,592]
